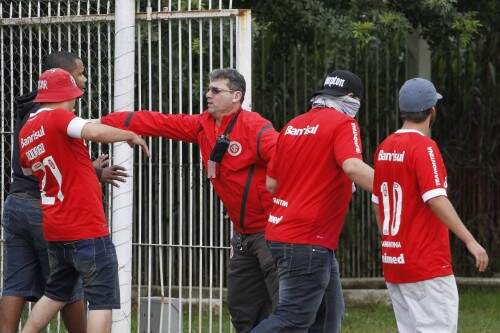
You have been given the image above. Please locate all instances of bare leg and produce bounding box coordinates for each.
[61,300,87,333]
[21,296,65,333]
[86,310,112,333]
[0,296,26,333]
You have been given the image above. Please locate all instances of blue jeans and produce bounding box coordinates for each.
[46,236,120,310]
[251,241,344,333]
[1,193,83,302]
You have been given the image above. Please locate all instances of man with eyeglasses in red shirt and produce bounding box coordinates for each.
[100,68,279,333]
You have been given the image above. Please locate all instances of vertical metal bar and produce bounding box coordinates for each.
[112,1,136,331]
[67,0,71,50]
[293,47,298,116]
[229,16,234,333]
[303,45,308,111]
[57,1,61,51]
[18,2,23,97]
[187,12,194,333]
[146,6,154,332]
[177,13,184,333]
[167,11,174,333]
[135,3,143,332]
[9,5,14,189]
[76,1,83,118]
[229,31,235,307]
[374,44,380,277]
[43,2,47,75]
[208,8,215,332]
[218,14,224,333]
[209,175,214,333]
[85,0,92,161]
[28,2,33,92]
[198,14,204,333]
[236,10,252,110]
[96,0,102,157]
[0,1,5,295]
[106,0,113,250]
[157,8,166,333]
[230,16,234,68]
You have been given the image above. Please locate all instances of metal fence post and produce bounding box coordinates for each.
[112,1,135,332]
[236,10,252,110]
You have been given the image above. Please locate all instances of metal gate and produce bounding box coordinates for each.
[0,1,250,332]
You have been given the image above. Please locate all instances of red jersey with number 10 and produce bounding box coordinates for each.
[372,129,453,283]
[19,107,108,241]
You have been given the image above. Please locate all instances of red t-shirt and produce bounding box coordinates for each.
[372,129,452,283]
[19,107,108,241]
[266,107,363,250]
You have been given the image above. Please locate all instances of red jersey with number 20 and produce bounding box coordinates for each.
[19,107,108,241]
[372,129,452,283]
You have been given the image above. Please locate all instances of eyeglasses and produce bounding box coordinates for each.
[207,86,235,95]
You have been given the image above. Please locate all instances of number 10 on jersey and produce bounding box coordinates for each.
[381,182,402,236]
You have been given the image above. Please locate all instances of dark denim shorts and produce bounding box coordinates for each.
[46,235,120,310]
[1,193,83,302]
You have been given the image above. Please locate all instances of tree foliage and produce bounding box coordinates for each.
[233,0,499,276]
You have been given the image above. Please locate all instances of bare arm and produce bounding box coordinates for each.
[372,203,382,234]
[427,195,489,272]
[342,158,374,193]
[81,122,150,157]
[266,175,278,194]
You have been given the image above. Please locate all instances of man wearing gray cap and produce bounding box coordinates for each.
[371,78,489,332]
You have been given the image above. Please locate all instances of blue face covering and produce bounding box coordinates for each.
[310,94,361,118]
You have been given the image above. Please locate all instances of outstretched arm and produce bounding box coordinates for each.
[100,110,202,143]
[81,122,150,157]
[427,195,489,272]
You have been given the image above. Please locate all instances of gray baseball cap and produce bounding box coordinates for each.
[399,78,442,113]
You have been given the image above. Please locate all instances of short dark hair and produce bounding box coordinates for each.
[209,68,246,103]
[43,51,80,72]
[400,108,432,123]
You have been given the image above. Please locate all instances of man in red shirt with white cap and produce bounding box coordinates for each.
[252,70,374,332]
[372,78,488,332]
[19,68,149,333]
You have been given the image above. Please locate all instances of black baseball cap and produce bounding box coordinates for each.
[312,70,363,99]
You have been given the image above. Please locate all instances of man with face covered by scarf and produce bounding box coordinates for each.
[251,70,374,333]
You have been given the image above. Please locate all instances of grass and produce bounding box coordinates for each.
[457,287,500,332]
[342,287,500,333]
[17,287,500,332]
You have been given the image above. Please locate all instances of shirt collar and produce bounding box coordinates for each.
[395,129,425,136]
